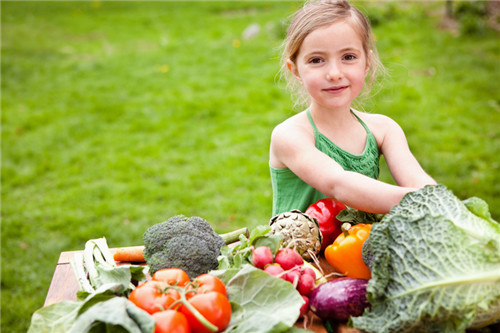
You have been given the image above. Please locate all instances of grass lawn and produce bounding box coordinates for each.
[1,1,499,332]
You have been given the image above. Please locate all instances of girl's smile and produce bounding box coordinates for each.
[323,85,349,94]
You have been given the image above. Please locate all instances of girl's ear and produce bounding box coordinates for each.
[287,59,302,83]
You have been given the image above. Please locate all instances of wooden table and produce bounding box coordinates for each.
[44,250,84,307]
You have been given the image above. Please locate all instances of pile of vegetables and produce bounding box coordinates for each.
[28,185,500,332]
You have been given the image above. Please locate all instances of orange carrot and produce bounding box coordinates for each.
[113,246,145,262]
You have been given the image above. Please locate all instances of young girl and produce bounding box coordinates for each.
[270,0,436,215]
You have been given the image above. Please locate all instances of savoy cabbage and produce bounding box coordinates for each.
[352,185,500,333]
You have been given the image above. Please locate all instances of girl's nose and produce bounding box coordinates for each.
[326,62,343,81]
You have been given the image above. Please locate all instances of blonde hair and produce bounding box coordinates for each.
[280,0,385,108]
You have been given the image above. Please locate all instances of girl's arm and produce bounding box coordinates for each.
[270,122,420,214]
[375,116,437,188]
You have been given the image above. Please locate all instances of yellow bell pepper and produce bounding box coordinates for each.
[324,223,372,279]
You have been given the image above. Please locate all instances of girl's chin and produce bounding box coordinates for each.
[312,99,354,111]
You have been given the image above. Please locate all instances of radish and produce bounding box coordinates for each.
[282,267,301,286]
[252,246,273,269]
[299,295,310,317]
[274,248,303,270]
[297,273,315,296]
[264,264,284,277]
[300,266,316,280]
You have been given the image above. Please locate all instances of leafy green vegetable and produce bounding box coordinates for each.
[28,301,81,333]
[70,237,148,299]
[217,225,282,270]
[70,297,155,333]
[336,207,384,225]
[352,185,500,333]
[28,289,155,333]
[28,238,152,333]
[213,264,309,333]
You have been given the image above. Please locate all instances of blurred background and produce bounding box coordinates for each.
[2,0,499,331]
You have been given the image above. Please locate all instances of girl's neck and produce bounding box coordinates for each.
[309,104,355,130]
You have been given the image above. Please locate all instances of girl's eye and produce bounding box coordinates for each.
[308,57,323,64]
[343,54,357,61]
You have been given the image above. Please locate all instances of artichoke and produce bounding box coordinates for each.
[269,209,322,260]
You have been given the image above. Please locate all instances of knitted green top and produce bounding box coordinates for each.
[270,109,380,215]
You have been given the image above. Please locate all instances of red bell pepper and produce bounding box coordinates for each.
[305,198,346,251]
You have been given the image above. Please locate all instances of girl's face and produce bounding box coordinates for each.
[288,20,369,113]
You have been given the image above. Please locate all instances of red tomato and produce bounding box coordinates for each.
[152,310,190,333]
[128,281,180,314]
[152,268,191,287]
[180,291,232,333]
[187,274,227,298]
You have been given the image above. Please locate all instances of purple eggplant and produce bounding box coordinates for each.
[309,278,370,322]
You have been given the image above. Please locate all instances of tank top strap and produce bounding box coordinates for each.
[306,109,319,132]
[350,110,371,134]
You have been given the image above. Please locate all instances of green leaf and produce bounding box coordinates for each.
[220,264,304,333]
[92,265,136,292]
[463,196,495,223]
[28,301,81,333]
[29,282,154,333]
[217,225,281,270]
[353,185,500,333]
[336,207,383,224]
[252,233,283,255]
[78,284,128,314]
[128,265,149,283]
[69,297,154,333]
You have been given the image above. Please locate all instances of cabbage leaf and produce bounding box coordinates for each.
[212,264,308,333]
[352,185,500,333]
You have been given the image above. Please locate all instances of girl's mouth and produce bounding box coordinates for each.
[323,86,348,94]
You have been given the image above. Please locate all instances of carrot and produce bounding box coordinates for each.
[113,245,145,262]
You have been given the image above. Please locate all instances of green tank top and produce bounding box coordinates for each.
[270,109,380,215]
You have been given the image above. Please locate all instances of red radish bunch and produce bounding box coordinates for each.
[251,246,274,269]
[251,246,317,316]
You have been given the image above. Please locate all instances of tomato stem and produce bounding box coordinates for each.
[180,293,218,332]
[164,285,218,332]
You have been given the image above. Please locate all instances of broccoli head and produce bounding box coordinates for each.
[142,215,227,278]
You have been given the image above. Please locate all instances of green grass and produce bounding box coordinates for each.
[1,1,499,332]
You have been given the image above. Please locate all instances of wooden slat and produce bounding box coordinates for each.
[43,254,79,306]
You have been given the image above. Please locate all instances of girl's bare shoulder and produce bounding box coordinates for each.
[271,111,313,141]
[270,111,316,167]
[353,110,403,134]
